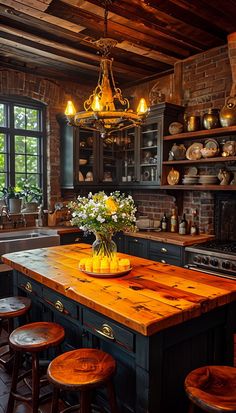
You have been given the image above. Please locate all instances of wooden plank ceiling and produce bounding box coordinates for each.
[0,0,235,86]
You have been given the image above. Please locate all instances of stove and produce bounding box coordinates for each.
[185,240,236,280]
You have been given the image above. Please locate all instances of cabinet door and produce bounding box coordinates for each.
[125,236,148,258]
[117,127,138,184]
[138,118,161,185]
[99,135,119,185]
[75,129,98,185]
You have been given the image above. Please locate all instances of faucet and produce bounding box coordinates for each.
[0,206,11,222]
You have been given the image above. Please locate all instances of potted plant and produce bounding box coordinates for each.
[0,186,22,213]
[21,183,43,212]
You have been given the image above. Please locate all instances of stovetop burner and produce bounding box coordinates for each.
[197,240,236,254]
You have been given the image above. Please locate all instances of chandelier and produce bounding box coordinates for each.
[65,0,149,137]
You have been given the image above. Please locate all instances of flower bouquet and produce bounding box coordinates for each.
[68,191,137,274]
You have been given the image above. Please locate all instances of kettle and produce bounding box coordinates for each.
[219,97,236,127]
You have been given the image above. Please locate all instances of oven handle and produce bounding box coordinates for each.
[184,265,235,280]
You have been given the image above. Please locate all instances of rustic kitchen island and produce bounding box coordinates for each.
[2,243,236,413]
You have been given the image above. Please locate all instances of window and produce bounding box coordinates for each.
[0,98,46,192]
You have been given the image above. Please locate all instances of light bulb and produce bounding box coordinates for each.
[91,95,102,111]
[65,100,76,116]
[137,98,148,114]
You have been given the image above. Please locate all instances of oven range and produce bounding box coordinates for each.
[185,240,236,280]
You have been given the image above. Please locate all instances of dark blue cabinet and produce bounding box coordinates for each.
[125,236,149,258]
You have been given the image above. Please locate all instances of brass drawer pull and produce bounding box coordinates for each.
[22,282,33,293]
[54,300,64,312]
[95,323,115,340]
[74,237,81,242]
[161,247,168,253]
[43,297,70,315]
[161,259,166,264]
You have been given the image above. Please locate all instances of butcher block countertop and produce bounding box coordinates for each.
[2,243,236,337]
[126,231,214,246]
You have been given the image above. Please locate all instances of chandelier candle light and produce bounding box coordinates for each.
[65,0,149,137]
[68,191,137,274]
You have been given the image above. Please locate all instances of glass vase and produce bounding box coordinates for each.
[92,233,117,259]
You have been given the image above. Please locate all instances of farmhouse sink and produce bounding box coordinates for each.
[0,228,60,258]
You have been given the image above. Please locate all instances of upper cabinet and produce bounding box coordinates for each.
[161,126,236,190]
[59,103,184,192]
[118,103,184,188]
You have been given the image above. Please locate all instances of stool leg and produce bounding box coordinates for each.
[6,350,21,413]
[107,380,118,413]
[51,386,60,413]
[80,390,91,413]
[32,352,40,413]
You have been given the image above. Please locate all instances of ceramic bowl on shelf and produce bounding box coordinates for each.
[200,147,218,158]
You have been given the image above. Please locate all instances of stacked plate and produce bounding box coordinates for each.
[182,175,199,185]
[198,175,219,185]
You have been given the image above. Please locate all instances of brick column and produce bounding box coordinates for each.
[227,32,236,96]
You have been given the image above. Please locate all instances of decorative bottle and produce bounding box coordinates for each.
[170,208,178,233]
[161,213,168,232]
[179,213,187,235]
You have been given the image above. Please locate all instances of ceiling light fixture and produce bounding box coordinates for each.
[65,0,149,137]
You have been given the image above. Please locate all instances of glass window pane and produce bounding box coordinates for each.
[27,156,38,173]
[14,106,26,129]
[15,136,26,154]
[26,137,38,154]
[0,133,6,152]
[15,154,26,173]
[0,104,6,127]
[0,172,7,188]
[26,108,39,131]
[27,174,39,186]
[15,174,26,188]
[0,153,6,172]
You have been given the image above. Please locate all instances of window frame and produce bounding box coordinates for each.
[0,96,47,206]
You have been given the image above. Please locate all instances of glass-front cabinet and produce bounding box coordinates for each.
[59,103,184,193]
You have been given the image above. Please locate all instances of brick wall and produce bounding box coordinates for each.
[132,190,214,234]
[0,68,91,208]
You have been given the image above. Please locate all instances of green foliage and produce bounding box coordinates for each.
[20,182,42,203]
[68,191,137,237]
[0,186,22,199]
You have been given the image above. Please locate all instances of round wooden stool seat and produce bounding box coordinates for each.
[0,296,31,371]
[6,322,65,413]
[184,365,236,413]
[9,321,65,352]
[0,296,31,318]
[47,348,117,413]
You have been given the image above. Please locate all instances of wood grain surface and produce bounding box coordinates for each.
[125,231,214,246]
[2,244,236,336]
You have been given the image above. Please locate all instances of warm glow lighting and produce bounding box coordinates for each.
[64,1,149,137]
[65,100,76,116]
[137,98,148,114]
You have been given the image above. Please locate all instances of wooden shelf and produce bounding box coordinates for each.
[160,185,236,190]
[162,155,236,165]
[163,125,236,141]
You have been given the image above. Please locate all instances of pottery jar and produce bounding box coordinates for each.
[219,97,236,127]
[186,115,200,132]
[203,109,220,129]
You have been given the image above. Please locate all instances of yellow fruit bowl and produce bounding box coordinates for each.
[78,256,132,278]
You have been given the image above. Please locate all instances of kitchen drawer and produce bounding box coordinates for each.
[60,232,83,245]
[149,241,181,258]
[82,308,135,353]
[149,252,181,267]
[125,236,148,258]
[42,288,79,320]
[17,273,42,297]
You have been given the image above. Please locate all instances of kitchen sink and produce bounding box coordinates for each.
[0,228,60,258]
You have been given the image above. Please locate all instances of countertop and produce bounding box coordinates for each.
[125,231,214,246]
[3,243,236,337]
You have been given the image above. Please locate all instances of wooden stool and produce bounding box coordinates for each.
[47,348,118,413]
[184,365,236,413]
[0,296,31,370]
[6,321,65,413]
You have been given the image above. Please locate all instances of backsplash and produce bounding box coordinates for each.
[132,190,214,234]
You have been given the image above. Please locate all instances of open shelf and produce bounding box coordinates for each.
[163,125,236,141]
[161,185,236,190]
[163,155,236,165]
